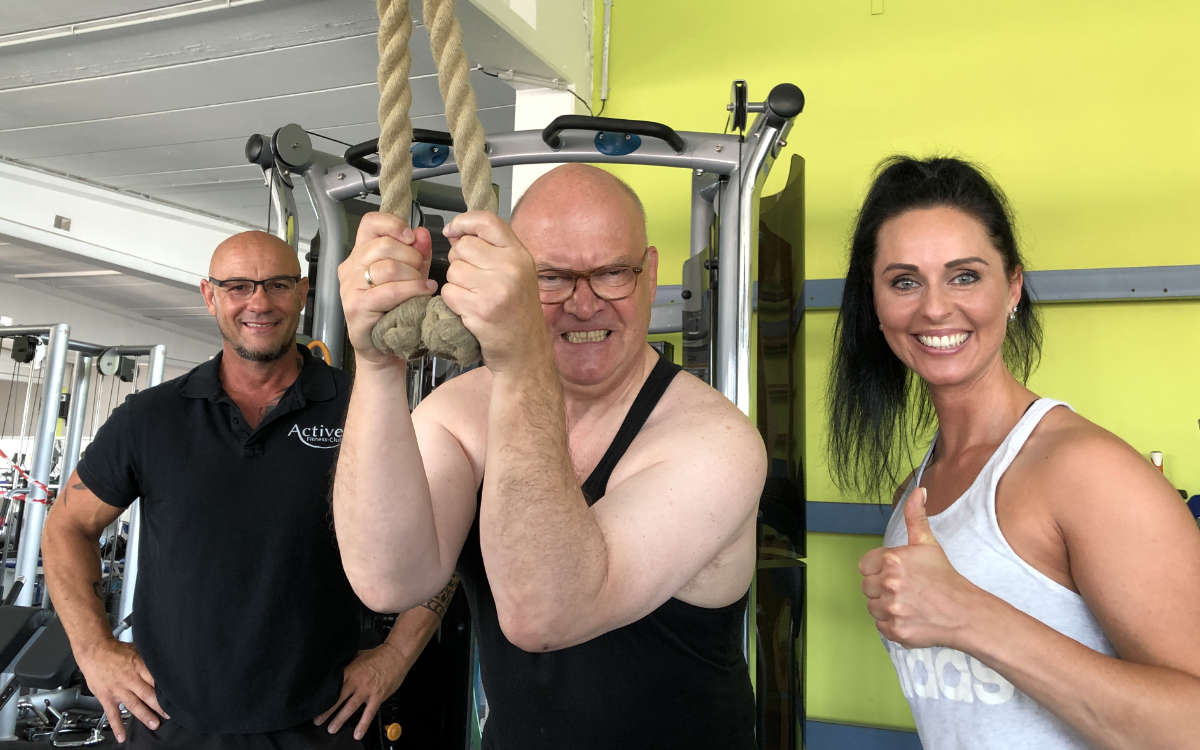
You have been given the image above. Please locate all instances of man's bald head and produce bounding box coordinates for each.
[209,230,301,278]
[510,164,647,248]
[202,231,307,365]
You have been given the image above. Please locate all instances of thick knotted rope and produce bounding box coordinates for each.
[370,0,496,366]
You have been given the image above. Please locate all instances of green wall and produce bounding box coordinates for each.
[593,0,1200,729]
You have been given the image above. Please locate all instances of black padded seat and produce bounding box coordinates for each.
[0,606,48,668]
[14,614,77,688]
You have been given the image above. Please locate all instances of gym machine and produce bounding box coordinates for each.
[246,80,807,748]
[0,327,165,745]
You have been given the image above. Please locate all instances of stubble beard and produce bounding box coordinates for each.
[218,318,294,363]
[233,340,294,363]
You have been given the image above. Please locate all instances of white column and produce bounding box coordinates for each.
[510,87,582,207]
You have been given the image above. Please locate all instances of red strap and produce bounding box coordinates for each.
[0,446,52,504]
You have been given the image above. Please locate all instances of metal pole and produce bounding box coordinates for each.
[324,130,745,203]
[0,326,72,729]
[264,166,299,249]
[733,127,780,415]
[117,345,165,643]
[303,164,349,367]
[59,354,93,486]
[15,358,37,470]
[14,323,69,607]
[690,170,716,259]
[146,344,166,387]
[714,173,741,405]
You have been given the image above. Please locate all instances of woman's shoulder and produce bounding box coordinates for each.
[1028,403,1136,464]
[1019,401,1166,502]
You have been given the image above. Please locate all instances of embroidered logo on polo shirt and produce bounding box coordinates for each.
[288,423,343,449]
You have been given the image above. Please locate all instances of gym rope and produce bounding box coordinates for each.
[370,0,496,366]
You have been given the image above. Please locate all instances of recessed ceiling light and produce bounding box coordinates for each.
[13,270,122,279]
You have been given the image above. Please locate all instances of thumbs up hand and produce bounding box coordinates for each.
[858,487,978,649]
[903,484,938,546]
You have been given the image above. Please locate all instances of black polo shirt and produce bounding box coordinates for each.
[76,345,360,733]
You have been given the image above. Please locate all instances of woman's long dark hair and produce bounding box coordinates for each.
[826,156,1042,500]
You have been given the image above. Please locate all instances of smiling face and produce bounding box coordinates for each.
[872,206,1022,390]
[511,165,657,390]
[200,231,308,363]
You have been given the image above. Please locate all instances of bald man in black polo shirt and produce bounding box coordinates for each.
[42,231,451,748]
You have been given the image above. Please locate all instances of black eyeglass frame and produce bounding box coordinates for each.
[536,250,650,305]
[207,275,303,297]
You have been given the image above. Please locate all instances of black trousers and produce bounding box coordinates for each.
[123,717,365,750]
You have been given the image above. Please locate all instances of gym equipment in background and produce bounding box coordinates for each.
[0,327,165,744]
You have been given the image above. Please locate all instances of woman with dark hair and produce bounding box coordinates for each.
[831,156,1200,748]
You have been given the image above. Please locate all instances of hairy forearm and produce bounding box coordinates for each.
[334,360,443,610]
[480,364,608,650]
[965,591,1200,749]
[43,519,116,657]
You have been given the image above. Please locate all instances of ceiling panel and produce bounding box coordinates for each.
[0,35,386,129]
[0,73,514,160]
[32,106,514,182]
[102,164,263,191]
[2,1,183,36]
[0,0,383,89]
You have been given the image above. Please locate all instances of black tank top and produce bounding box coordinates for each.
[457,356,755,750]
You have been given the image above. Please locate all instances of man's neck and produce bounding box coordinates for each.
[561,346,658,430]
[218,342,303,396]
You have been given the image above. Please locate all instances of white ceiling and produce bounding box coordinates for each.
[0,0,543,345]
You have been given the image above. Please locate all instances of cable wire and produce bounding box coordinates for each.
[305,129,354,148]
[476,67,594,115]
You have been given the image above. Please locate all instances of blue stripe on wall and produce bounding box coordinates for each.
[805,720,922,749]
[806,501,892,535]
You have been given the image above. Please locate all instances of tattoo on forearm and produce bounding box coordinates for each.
[420,574,460,618]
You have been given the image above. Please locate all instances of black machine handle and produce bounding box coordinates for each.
[542,115,686,153]
[763,83,805,128]
[344,139,380,175]
[344,129,457,176]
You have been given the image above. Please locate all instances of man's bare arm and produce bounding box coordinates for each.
[482,363,766,652]
[419,573,460,618]
[315,575,461,739]
[42,472,168,741]
[333,212,479,612]
[43,474,121,658]
[333,359,441,610]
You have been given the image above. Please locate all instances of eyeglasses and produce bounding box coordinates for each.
[208,275,301,300]
[536,251,648,305]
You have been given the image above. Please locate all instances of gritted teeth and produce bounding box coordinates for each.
[564,330,611,343]
[916,332,969,349]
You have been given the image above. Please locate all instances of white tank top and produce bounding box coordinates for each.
[882,398,1115,749]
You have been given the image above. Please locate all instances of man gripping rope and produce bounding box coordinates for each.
[334,165,767,750]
